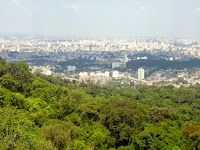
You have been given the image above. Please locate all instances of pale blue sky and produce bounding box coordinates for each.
[0,0,200,37]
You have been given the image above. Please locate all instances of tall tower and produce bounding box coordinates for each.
[138,68,145,80]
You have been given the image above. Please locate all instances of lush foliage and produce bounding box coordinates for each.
[1,58,200,149]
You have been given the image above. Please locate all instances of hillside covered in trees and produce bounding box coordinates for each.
[1,57,200,150]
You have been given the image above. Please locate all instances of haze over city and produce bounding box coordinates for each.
[0,0,200,38]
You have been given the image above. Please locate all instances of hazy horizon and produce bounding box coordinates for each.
[1,0,200,38]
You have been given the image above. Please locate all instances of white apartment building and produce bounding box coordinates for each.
[113,71,119,78]
[67,65,76,72]
[138,68,145,80]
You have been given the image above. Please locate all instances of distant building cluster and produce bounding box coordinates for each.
[79,71,111,84]
[30,66,52,75]
[1,37,200,87]
[145,68,200,87]
[1,37,200,62]
[77,70,132,84]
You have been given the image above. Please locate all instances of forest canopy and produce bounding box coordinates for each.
[0,57,200,150]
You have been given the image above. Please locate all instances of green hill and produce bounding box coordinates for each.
[0,57,200,150]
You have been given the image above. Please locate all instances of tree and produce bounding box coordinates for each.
[101,99,147,148]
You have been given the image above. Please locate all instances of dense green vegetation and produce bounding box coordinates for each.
[1,57,200,149]
[127,59,200,71]
[25,58,110,72]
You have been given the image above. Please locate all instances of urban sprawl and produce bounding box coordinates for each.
[1,37,200,87]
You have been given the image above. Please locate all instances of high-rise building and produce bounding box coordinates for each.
[116,62,121,68]
[112,62,122,69]
[138,68,145,80]
[112,63,116,69]
[1,44,5,49]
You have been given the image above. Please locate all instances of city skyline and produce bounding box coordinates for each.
[0,0,200,38]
